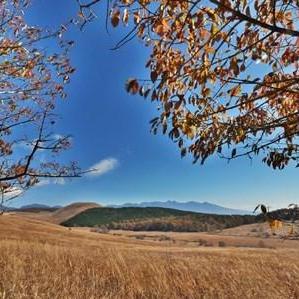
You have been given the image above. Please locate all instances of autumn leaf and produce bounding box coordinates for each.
[133,12,141,25]
[111,9,120,27]
[126,79,139,94]
[210,23,218,36]
[230,85,241,97]
[230,58,239,76]
[150,70,158,82]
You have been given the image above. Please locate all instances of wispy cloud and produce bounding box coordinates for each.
[1,187,24,204]
[36,178,66,187]
[14,134,72,152]
[33,158,118,188]
[87,158,119,177]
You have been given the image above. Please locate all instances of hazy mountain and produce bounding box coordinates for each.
[1,203,62,212]
[20,204,51,209]
[108,201,250,215]
[0,205,16,211]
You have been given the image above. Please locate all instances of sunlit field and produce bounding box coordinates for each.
[1,214,299,299]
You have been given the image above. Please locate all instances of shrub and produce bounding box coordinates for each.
[90,227,110,234]
[218,241,226,247]
[198,239,208,246]
[158,235,171,241]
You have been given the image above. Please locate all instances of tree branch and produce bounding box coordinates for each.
[210,0,299,37]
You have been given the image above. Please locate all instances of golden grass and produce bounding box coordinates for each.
[49,202,101,224]
[107,228,299,249]
[1,215,299,299]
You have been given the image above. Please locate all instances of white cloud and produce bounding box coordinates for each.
[52,134,64,140]
[1,187,24,204]
[36,179,50,187]
[14,135,71,152]
[87,158,118,177]
[36,178,66,187]
[56,178,66,185]
[52,134,72,142]
[6,187,23,198]
[28,158,118,188]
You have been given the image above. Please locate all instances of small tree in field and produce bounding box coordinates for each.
[0,0,80,207]
[77,0,299,169]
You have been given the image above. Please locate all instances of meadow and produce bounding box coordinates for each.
[1,214,299,299]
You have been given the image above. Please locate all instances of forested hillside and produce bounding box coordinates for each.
[62,207,257,232]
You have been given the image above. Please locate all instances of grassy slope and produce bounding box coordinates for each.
[0,214,299,299]
[50,202,101,224]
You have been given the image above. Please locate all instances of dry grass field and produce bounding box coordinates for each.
[0,214,299,299]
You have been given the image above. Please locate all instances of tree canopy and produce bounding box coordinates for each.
[77,0,299,169]
[0,0,80,205]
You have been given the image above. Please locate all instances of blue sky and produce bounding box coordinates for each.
[12,0,298,210]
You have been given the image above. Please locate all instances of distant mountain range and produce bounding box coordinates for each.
[108,201,251,215]
[0,203,62,211]
[19,204,62,210]
[1,201,250,215]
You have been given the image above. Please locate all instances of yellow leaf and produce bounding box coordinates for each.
[134,12,141,25]
[211,23,218,36]
[269,219,283,230]
[230,85,241,97]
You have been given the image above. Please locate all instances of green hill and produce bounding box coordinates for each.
[62,207,257,232]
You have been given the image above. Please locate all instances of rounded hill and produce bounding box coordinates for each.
[50,202,101,224]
